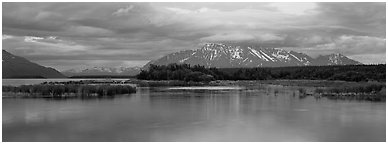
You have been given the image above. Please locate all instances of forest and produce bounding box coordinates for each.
[137,63,386,82]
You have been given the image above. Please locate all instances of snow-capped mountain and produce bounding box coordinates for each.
[144,43,362,68]
[62,67,141,77]
[312,53,363,66]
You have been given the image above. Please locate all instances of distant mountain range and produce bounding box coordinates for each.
[2,50,66,78]
[2,43,363,79]
[144,43,362,68]
[62,67,141,77]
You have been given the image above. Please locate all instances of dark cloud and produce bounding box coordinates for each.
[315,2,385,37]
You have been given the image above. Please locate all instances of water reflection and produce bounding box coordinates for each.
[3,86,385,142]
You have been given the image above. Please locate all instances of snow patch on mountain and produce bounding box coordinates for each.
[260,50,275,62]
[248,47,267,61]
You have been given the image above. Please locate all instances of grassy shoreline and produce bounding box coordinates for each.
[3,84,136,98]
[2,79,385,101]
[131,79,371,88]
[226,80,386,102]
[224,79,375,87]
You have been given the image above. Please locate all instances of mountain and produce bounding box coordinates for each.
[312,53,363,66]
[144,43,362,68]
[62,67,141,77]
[2,50,66,78]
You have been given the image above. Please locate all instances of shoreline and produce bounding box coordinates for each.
[3,79,385,101]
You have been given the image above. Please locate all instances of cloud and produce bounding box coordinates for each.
[269,2,318,15]
[348,54,386,64]
[287,35,386,61]
[24,36,44,42]
[3,34,14,40]
[200,33,285,43]
[335,35,386,55]
[2,2,386,69]
[315,3,385,37]
[112,5,135,16]
[257,33,285,41]
[4,35,89,55]
[200,33,256,42]
[166,7,218,14]
[66,26,114,37]
[165,7,193,14]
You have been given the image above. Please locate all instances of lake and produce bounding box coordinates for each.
[2,79,386,141]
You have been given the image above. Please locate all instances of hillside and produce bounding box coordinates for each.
[2,50,66,78]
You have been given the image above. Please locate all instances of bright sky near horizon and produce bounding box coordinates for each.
[2,2,386,71]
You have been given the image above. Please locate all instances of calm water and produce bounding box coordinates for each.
[2,80,386,142]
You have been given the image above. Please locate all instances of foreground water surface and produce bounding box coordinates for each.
[2,80,386,142]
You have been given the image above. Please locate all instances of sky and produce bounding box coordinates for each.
[2,2,386,71]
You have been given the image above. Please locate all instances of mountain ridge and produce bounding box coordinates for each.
[144,43,362,69]
[62,66,141,77]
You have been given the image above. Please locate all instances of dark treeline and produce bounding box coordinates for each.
[137,64,385,82]
[137,64,227,82]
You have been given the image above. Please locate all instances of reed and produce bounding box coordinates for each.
[298,88,306,95]
[3,84,136,98]
[314,83,385,101]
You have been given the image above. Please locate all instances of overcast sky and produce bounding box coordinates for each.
[2,2,386,71]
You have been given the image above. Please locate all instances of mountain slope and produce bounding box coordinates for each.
[62,67,141,77]
[312,53,363,66]
[144,43,362,69]
[2,50,66,78]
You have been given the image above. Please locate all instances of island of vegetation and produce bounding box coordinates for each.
[3,80,136,98]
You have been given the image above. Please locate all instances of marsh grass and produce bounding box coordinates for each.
[314,83,385,101]
[298,88,306,94]
[3,84,136,98]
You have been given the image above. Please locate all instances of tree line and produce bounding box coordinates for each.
[137,63,385,82]
[137,64,226,82]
